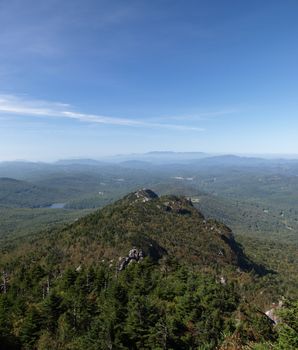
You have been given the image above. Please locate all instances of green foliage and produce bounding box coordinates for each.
[274,301,298,350]
[0,257,279,349]
[19,306,42,349]
[0,207,93,242]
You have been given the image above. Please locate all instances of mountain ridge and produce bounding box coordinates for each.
[2,189,261,276]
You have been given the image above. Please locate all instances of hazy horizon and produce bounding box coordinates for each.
[1,150,298,163]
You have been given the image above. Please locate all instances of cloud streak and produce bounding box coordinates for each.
[0,94,204,131]
[147,110,238,123]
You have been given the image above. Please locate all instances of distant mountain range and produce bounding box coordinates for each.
[1,152,298,170]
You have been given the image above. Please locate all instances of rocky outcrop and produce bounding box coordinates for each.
[134,188,158,202]
[118,248,144,271]
[265,300,283,324]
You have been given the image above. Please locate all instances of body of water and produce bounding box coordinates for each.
[48,203,66,209]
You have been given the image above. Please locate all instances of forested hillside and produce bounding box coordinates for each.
[0,190,297,349]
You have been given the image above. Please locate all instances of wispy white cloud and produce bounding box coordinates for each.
[0,94,204,131]
[147,109,238,123]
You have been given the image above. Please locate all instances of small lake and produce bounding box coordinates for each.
[48,203,66,209]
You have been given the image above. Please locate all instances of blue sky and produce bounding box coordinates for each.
[0,0,297,160]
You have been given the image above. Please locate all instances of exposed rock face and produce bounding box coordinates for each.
[220,276,226,285]
[134,189,158,202]
[265,300,283,324]
[118,248,144,271]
